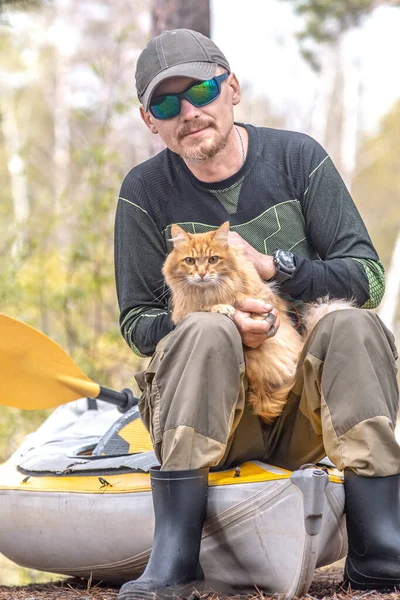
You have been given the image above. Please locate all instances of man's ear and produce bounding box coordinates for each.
[229,73,241,106]
[140,106,159,134]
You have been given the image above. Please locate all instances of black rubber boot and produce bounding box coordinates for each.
[118,467,209,600]
[344,469,400,590]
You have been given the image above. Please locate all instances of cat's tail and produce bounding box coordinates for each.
[248,382,294,424]
[302,296,356,338]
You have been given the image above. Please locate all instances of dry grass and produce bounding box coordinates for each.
[1,568,400,600]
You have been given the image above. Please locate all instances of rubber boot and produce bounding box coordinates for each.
[118,467,209,600]
[344,469,400,590]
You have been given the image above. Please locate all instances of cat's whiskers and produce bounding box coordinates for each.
[187,273,215,285]
[169,280,193,302]
[151,278,174,303]
[152,281,170,294]
[213,278,227,294]
[153,287,172,303]
[211,278,236,305]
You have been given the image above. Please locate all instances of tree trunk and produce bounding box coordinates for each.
[53,0,71,225]
[1,93,29,256]
[151,0,210,37]
[323,42,345,177]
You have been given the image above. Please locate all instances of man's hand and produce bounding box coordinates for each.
[228,231,276,281]
[233,299,280,348]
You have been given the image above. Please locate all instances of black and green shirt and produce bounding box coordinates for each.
[115,124,385,357]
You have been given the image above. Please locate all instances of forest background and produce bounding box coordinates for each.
[0,0,400,586]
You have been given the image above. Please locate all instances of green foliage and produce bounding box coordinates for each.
[295,0,375,39]
[0,407,50,464]
[0,0,41,26]
[352,98,400,356]
[0,3,147,466]
[0,553,65,586]
[1,0,40,4]
[283,0,400,70]
[353,99,400,269]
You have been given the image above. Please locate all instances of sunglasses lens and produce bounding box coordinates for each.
[149,75,224,119]
[150,95,180,119]
[187,78,219,106]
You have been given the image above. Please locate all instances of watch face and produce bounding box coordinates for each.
[276,249,295,271]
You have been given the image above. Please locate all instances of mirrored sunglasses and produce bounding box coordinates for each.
[149,72,229,120]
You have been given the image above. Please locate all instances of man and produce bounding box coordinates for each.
[114,29,400,600]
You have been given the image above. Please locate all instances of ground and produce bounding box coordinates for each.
[0,568,399,600]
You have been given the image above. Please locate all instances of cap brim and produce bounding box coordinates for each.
[140,62,218,112]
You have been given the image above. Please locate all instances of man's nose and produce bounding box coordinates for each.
[180,98,200,120]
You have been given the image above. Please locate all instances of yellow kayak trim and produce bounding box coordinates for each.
[0,460,343,494]
[115,419,154,454]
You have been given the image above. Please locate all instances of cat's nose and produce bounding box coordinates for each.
[199,273,206,279]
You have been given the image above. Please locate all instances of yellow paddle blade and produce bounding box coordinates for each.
[0,314,100,410]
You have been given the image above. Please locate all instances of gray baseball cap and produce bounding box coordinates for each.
[135,29,231,112]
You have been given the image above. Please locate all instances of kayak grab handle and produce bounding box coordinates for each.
[92,386,139,413]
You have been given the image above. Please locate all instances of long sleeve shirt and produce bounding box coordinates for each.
[114,124,385,357]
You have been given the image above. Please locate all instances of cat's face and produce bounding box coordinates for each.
[163,222,240,292]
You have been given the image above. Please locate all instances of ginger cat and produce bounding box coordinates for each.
[162,221,353,423]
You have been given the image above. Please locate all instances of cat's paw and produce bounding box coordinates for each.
[211,304,236,319]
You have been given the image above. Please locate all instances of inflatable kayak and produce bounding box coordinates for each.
[0,397,347,598]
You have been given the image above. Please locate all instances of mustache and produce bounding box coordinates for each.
[177,119,214,140]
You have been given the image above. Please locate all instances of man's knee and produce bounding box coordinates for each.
[308,308,397,361]
[178,311,240,336]
[170,311,243,359]
[316,307,373,331]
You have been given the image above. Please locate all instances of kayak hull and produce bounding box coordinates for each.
[0,400,347,597]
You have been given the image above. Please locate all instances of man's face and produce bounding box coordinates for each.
[140,69,240,162]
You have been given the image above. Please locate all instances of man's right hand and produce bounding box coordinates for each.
[233,299,280,348]
[228,231,276,280]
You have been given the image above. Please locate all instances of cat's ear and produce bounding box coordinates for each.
[170,224,190,247]
[213,221,230,246]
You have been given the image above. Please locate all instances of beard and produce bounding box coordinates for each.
[177,119,228,162]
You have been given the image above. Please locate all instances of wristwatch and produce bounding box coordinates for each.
[272,249,296,283]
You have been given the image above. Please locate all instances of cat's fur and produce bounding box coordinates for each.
[162,222,354,423]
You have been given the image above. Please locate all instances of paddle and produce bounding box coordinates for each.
[0,314,138,412]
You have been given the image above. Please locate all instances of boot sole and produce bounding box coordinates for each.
[118,580,204,600]
[119,592,175,600]
[345,558,400,591]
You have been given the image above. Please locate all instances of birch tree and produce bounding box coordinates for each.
[1,92,29,255]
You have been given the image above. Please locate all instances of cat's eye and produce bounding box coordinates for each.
[184,257,195,265]
[208,256,219,264]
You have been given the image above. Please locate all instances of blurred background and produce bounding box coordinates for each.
[0,0,399,585]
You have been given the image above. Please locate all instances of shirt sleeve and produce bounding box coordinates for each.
[280,143,385,308]
[114,175,174,357]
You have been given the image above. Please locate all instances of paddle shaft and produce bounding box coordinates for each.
[96,386,139,413]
